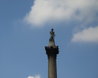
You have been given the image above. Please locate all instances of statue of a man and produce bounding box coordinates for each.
[48,28,56,47]
[49,28,55,42]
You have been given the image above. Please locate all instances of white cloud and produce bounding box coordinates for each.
[24,0,98,26]
[27,75,40,78]
[72,26,98,42]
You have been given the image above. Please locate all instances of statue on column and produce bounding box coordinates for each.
[48,28,56,47]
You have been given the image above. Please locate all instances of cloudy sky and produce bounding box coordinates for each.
[0,0,98,78]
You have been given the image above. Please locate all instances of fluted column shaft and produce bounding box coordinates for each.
[48,54,57,78]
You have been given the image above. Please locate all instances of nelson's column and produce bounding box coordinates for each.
[45,29,59,78]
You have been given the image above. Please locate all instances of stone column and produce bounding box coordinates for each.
[45,29,59,78]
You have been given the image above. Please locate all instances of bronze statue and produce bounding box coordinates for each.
[48,28,56,47]
[49,28,55,42]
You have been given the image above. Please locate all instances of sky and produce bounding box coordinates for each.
[0,0,98,78]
